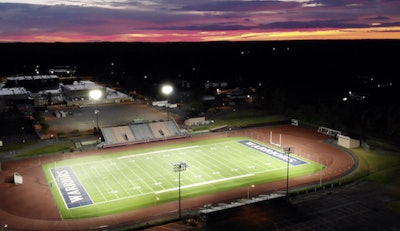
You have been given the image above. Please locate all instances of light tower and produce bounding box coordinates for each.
[283,146,294,201]
[173,161,187,219]
[161,84,173,120]
[89,89,102,134]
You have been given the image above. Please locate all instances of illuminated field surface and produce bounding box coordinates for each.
[43,137,323,219]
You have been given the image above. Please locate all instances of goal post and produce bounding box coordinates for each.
[270,131,281,147]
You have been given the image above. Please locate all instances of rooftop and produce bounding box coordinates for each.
[6,75,58,81]
[0,87,29,96]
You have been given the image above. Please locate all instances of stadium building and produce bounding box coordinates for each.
[5,75,59,93]
[1,75,131,109]
[0,87,31,112]
[61,81,106,103]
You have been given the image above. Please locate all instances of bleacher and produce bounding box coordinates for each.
[100,120,185,148]
[148,121,172,138]
[112,126,136,143]
[317,126,341,138]
[131,123,155,141]
[166,120,182,136]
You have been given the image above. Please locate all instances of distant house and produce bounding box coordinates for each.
[184,117,206,126]
[204,81,228,89]
[49,66,76,77]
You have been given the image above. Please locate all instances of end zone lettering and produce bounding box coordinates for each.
[51,166,93,209]
[238,140,307,166]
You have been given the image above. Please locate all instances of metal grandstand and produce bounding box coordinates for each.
[99,120,186,148]
[317,126,341,138]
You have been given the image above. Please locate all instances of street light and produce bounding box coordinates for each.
[173,161,188,219]
[154,196,160,215]
[161,84,173,121]
[94,109,100,134]
[89,89,102,135]
[247,184,255,204]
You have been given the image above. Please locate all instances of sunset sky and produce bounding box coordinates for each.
[1,0,400,42]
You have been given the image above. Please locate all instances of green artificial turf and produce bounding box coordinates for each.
[42,136,322,219]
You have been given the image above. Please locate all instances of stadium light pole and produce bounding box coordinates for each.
[161,84,173,121]
[89,89,102,135]
[173,161,187,220]
[284,147,293,201]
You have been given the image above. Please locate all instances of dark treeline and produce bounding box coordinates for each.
[1,40,398,81]
[1,40,399,102]
[1,40,400,143]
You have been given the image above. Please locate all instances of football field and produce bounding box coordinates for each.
[43,136,323,219]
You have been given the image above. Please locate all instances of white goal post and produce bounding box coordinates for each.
[270,131,282,147]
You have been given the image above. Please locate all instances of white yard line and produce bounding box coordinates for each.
[93,173,255,205]
[155,173,254,194]
[117,146,200,159]
[86,166,107,201]
[62,139,302,208]
[102,162,132,197]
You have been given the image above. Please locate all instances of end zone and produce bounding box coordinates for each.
[51,166,93,209]
[238,140,307,166]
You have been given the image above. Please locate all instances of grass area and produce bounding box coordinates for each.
[16,141,74,158]
[192,113,288,131]
[43,137,321,219]
[0,140,38,152]
[343,145,400,211]
[346,146,400,183]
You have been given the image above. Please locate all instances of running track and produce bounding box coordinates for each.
[0,125,355,230]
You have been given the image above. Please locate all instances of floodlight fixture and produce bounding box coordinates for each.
[89,89,102,101]
[161,84,173,96]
